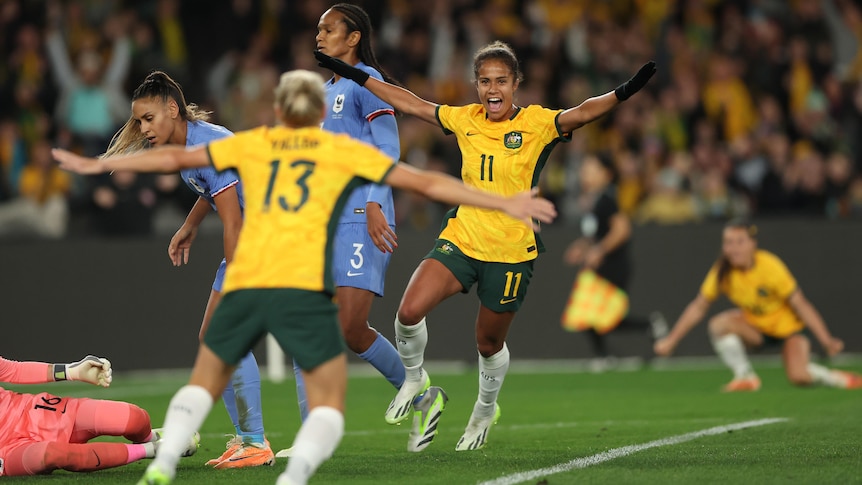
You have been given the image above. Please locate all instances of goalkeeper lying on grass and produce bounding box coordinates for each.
[0,355,197,476]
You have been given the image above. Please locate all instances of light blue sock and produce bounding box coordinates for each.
[221,372,240,433]
[358,331,405,389]
[293,359,309,422]
[230,351,265,444]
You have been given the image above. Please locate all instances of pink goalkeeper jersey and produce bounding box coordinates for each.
[0,357,77,452]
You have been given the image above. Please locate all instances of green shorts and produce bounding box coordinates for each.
[425,239,534,313]
[205,289,345,371]
[760,328,813,350]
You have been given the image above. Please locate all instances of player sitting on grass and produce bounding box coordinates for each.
[654,219,862,391]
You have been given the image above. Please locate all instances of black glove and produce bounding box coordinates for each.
[314,50,370,86]
[614,61,656,101]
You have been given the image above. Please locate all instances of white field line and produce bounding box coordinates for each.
[477,417,789,485]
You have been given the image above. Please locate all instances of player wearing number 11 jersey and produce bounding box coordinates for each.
[313,39,656,451]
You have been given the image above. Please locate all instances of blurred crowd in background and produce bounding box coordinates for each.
[1,0,861,240]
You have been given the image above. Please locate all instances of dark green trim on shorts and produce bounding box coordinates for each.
[205,288,345,370]
[760,328,813,350]
[424,239,535,313]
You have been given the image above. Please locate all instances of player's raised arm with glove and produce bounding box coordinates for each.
[556,61,656,133]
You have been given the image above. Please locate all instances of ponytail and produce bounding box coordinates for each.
[104,71,210,157]
[274,70,326,127]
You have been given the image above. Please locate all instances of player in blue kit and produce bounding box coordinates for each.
[104,71,274,468]
[279,3,446,456]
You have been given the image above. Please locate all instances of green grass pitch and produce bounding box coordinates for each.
[3,361,861,484]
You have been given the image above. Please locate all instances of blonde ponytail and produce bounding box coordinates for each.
[274,70,325,127]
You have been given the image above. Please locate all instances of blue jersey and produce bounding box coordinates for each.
[180,120,245,212]
[324,63,399,225]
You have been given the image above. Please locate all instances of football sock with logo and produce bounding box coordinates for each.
[712,334,755,379]
[151,385,212,477]
[280,406,344,485]
[806,363,847,387]
[474,344,510,418]
[227,351,266,444]
[395,316,428,382]
[358,329,406,389]
[292,359,310,422]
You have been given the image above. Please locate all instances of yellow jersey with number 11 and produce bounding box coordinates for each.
[435,104,570,263]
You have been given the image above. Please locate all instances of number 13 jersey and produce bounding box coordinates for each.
[207,126,394,295]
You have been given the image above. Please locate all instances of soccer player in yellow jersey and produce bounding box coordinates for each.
[655,219,862,392]
[53,69,556,485]
[314,41,656,451]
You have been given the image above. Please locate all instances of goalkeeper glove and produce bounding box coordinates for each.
[614,61,657,101]
[314,50,370,86]
[55,355,113,387]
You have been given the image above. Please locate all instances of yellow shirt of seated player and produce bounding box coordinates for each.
[207,125,394,295]
[435,104,570,263]
[699,249,804,338]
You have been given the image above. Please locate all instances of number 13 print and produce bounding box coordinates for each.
[263,159,316,212]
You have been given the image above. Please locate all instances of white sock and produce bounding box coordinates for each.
[807,363,846,388]
[142,441,156,458]
[151,385,213,477]
[280,406,344,485]
[711,334,755,379]
[474,344,510,418]
[395,316,427,382]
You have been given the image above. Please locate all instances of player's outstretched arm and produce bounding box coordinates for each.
[1,355,111,386]
[314,50,438,124]
[558,61,656,133]
[788,290,844,356]
[53,145,209,175]
[384,163,556,230]
[654,294,711,356]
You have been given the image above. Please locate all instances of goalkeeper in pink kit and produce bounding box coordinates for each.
[0,355,196,476]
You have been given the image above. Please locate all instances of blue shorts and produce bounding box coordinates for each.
[212,259,227,292]
[332,223,392,296]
